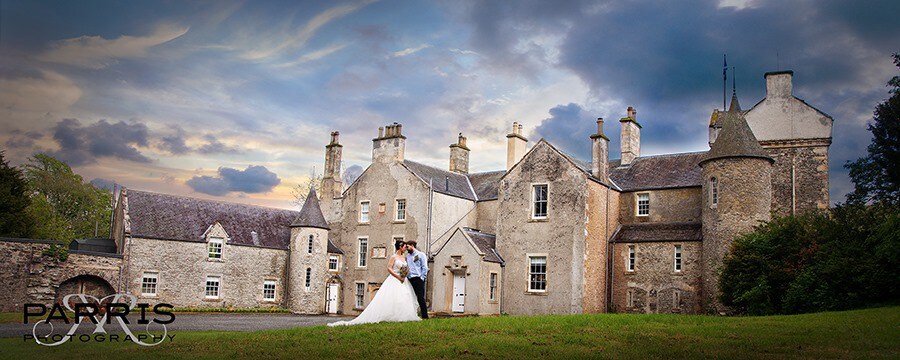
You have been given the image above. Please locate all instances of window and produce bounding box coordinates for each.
[532,184,548,219]
[329,255,339,271]
[307,234,314,254]
[395,199,407,221]
[636,193,650,216]
[627,289,635,308]
[141,272,158,296]
[528,256,547,292]
[673,289,682,309]
[674,245,683,272]
[305,268,312,290]
[357,237,368,267]
[263,280,276,301]
[355,282,365,308]
[710,177,718,207]
[627,245,636,272]
[359,201,370,223]
[489,273,498,301]
[208,238,223,259]
[205,276,220,298]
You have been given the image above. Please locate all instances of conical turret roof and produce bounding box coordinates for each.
[700,94,773,165]
[290,188,329,229]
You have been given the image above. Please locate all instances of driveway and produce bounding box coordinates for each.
[1,313,352,338]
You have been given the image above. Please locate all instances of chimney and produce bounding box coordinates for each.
[590,117,609,180]
[764,70,793,99]
[372,123,406,163]
[619,106,641,165]
[506,121,528,171]
[449,133,470,174]
[321,131,343,199]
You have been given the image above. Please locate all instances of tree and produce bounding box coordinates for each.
[23,154,113,243]
[846,52,900,205]
[291,167,322,207]
[0,150,34,237]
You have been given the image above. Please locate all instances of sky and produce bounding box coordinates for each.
[1,0,897,210]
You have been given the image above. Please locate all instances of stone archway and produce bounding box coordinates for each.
[56,275,115,304]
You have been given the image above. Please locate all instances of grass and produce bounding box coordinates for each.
[0,312,19,324]
[1,307,897,359]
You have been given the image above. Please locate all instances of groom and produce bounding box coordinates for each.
[404,240,429,319]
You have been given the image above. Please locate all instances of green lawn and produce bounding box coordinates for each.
[2,307,897,359]
[0,312,19,324]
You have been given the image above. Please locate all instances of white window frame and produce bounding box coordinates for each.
[359,201,370,223]
[263,280,276,301]
[636,193,650,217]
[395,199,406,221]
[205,276,221,299]
[328,255,340,272]
[489,272,498,301]
[208,238,223,259]
[531,184,549,219]
[627,245,636,272]
[357,237,368,268]
[355,282,366,309]
[141,271,158,296]
[674,244,683,272]
[527,254,548,292]
[710,177,718,208]
[307,234,314,254]
[304,268,312,291]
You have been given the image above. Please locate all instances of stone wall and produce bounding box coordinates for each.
[762,141,830,216]
[0,238,123,312]
[125,237,287,309]
[583,180,619,313]
[496,141,588,315]
[431,230,501,315]
[474,200,499,235]
[611,241,702,314]
[701,157,772,313]
[288,227,330,314]
[619,187,702,224]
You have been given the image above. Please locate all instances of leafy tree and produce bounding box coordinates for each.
[846,53,900,205]
[23,154,113,243]
[0,150,34,237]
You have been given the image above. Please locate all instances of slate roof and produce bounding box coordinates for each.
[607,152,707,191]
[127,189,298,249]
[290,188,329,229]
[701,94,773,164]
[327,238,344,254]
[468,170,505,201]
[610,222,703,243]
[402,160,504,201]
[462,227,504,263]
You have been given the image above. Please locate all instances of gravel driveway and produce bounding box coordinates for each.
[1,313,352,338]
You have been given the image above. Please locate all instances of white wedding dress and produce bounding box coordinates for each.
[328,257,421,326]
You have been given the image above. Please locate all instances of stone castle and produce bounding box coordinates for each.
[0,70,832,315]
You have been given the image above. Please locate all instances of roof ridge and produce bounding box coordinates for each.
[128,189,299,213]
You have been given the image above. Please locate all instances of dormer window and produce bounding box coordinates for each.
[208,238,223,259]
[307,234,314,254]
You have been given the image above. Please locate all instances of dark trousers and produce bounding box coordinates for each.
[409,276,429,319]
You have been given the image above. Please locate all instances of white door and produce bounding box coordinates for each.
[452,274,466,313]
[327,283,339,314]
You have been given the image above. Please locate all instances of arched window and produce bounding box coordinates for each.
[307,234,314,254]
[710,177,718,207]
[305,268,312,289]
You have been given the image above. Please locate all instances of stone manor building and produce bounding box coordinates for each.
[0,70,831,315]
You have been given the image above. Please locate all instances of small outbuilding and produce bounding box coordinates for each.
[431,227,504,315]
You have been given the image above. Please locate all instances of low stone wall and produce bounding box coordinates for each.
[0,238,124,312]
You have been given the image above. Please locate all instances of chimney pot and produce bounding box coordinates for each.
[378,127,384,138]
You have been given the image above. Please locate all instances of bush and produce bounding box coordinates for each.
[720,204,900,315]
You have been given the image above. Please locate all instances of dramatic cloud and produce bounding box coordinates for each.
[49,118,152,166]
[37,25,189,69]
[186,165,281,196]
[0,70,82,114]
[533,103,597,160]
[4,129,44,149]
[342,164,364,187]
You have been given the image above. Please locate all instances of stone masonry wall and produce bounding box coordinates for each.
[583,180,619,313]
[762,142,829,216]
[126,237,287,309]
[619,187,702,224]
[611,241,702,314]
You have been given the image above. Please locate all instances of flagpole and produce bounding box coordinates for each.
[723,54,727,110]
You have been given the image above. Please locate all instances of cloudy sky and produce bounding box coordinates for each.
[1,0,897,209]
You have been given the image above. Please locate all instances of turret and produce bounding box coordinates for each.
[288,188,330,314]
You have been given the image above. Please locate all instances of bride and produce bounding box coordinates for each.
[328,240,421,326]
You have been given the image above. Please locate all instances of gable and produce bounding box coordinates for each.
[745,95,833,141]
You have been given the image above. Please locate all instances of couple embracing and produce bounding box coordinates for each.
[329,240,429,326]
